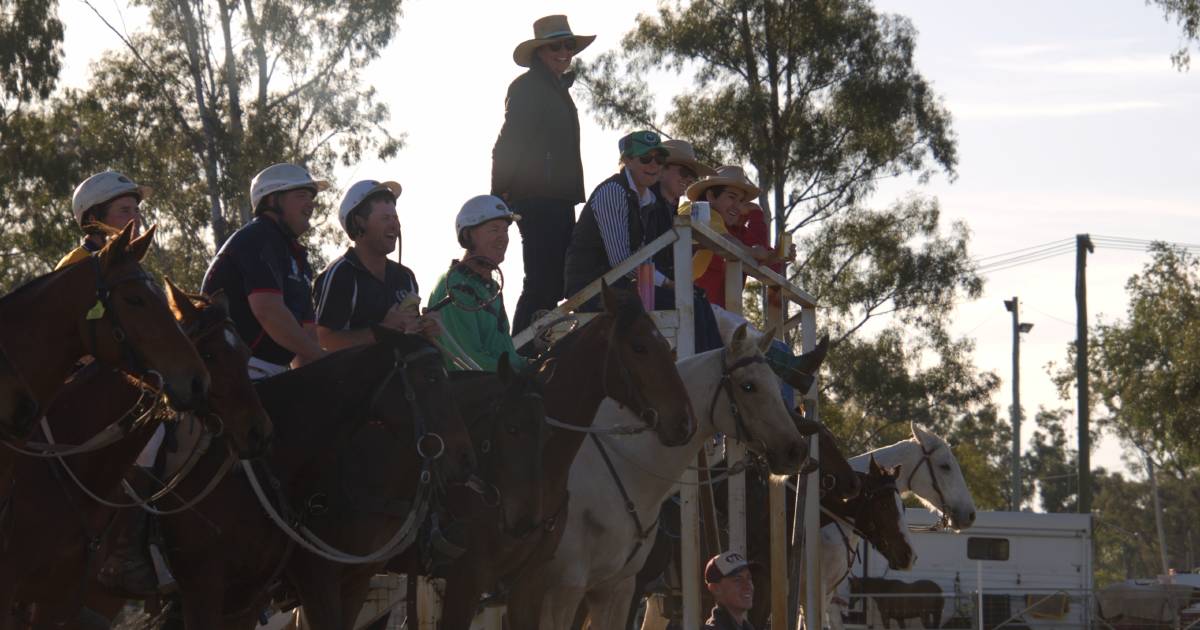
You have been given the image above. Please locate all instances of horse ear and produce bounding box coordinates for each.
[731,323,750,351]
[601,279,617,315]
[497,353,513,382]
[127,224,156,262]
[911,422,932,447]
[165,277,200,325]
[889,464,903,479]
[98,222,135,270]
[869,455,883,476]
[756,325,777,353]
[790,411,821,436]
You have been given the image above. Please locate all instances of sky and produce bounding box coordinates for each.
[52,0,1199,488]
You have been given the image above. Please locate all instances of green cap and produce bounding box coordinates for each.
[619,130,666,158]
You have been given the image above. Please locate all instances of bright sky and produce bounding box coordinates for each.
[55,1,1199,485]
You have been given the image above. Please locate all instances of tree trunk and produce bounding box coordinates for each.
[216,0,250,225]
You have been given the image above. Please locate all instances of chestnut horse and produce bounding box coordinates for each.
[0,283,273,630]
[0,223,208,441]
[404,284,697,630]
[83,330,474,630]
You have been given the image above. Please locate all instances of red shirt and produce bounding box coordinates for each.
[695,206,782,308]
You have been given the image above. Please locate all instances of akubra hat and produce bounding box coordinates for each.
[661,140,717,178]
[513,15,595,68]
[685,165,761,202]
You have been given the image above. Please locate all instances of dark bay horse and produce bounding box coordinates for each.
[418,283,697,630]
[850,577,944,630]
[0,283,273,630]
[85,330,474,630]
[0,223,209,441]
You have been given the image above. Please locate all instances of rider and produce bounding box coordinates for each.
[427,195,522,372]
[704,551,761,630]
[312,179,439,351]
[56,170,149,269]
[201,163,328,379]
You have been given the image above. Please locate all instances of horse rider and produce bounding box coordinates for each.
[201,163,329,380]
[426,195,523,372]
[57,171,168,595]
[312,179,439,352]
[704,551,761,630]
[56,170,148,269]
[563,130,724,352]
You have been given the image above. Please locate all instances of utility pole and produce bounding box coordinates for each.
[1076,234,1094,513]
[1004,297,1033,511]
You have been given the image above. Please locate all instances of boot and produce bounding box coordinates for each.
[764,334,829,392]
[97,471,158,595]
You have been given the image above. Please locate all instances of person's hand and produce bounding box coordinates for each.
[416,316,443,340]
[382,304,419,333]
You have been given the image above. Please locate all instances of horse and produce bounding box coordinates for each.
[287,357,547,630]
[81,329,474,630]
[628,413,861,630]
[535,324,819,630]
[0,223,209,441]
[0,282,273,630]
[850,577,943,630]
[411,283,697,630]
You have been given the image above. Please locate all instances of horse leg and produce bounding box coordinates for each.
[583,578,638,630]
[438,570,482,630]
[504,572,549,630]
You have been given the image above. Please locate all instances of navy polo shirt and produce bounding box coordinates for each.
[312,248,419,332]
[201,215,315,365]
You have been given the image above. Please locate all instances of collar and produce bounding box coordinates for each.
[709,605,753,630]
[623,169,657,208]
[531,58,576,88]
[82,238,103,254]
[257,214,307,255]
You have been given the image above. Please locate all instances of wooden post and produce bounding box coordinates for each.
[801,306,822,630]
[768,296,788,626]
[725,260,747,555]
[674,219,701,630]
[1075,234,1094,513]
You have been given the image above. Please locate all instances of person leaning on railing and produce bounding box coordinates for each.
[562,130,724,351]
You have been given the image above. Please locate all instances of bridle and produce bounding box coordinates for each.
[906,440,951,531]
[707,347,770,453]
[82,255,163,388]
[826,473,903,586]
[468,385,548,539]
[600,317,662,431]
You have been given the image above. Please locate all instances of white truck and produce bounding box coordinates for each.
[837,508,1093,629]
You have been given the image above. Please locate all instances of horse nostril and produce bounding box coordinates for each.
[967,510,976,524]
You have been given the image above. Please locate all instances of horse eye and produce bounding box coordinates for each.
[939,463,952,471]
[740,382,756,393]
[123,295,145,306]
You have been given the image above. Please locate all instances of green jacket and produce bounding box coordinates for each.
[428,265,522,372]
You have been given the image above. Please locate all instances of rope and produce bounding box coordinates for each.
[1,380,163,458]
[542,414,650,436]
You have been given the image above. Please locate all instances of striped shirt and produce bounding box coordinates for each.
[591,170,665,285]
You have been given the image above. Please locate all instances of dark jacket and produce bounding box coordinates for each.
[646,181,678,280]
[491,59,585,204]
[703,605,755,630]
[563,170,645,298]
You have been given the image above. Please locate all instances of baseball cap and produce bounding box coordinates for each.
[704,551,762,583]
[618,130,666,158]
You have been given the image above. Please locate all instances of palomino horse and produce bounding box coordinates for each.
[0,283,273,630]
[424,283,696,630]
[0,223,209,441]
[84,331,474,630]
[283,358,546,630]
[536,324,815,630]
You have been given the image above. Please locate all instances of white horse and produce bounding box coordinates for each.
[527,324,811,630]
[804,423,977,630]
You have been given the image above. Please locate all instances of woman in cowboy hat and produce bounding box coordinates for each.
[645,139,718,280]
[492,14,594,336]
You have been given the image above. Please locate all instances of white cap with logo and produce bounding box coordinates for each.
[455,195,521,245]
[249,163,330,211]
[71,171,151,224]
[337,180,402,234]
[704,551,761,583]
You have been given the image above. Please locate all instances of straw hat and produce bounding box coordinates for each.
[513,15,595,67]
[685,165,760,202]
[661,140,717,178]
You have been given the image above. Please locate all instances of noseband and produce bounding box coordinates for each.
[906,440,951,530]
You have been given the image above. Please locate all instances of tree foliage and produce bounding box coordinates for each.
[0,0,404,292]
[0,0,63,107]
[1148,0,1200,69]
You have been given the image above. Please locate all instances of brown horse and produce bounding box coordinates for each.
[0,223,209,441]
[0,282,273,630]
[420,284,695,630]
[0,347,38,443]
[82,330,474,630]
[850,577,944,629]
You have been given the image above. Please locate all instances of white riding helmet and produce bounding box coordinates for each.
[71,171,151,224]
[337,180,402,234]
[455,195,521,247]
[249,163,330,211]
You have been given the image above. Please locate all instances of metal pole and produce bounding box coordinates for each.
[1005,297,1021,511]
[801,306,822,630]
[1076,234,1094,513]
[673,221,701,630]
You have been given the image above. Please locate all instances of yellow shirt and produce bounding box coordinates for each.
[54,245,93,271]
[676,199,729,280]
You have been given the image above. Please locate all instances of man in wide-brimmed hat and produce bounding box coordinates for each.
[645,139,717,280]
[492,15,595,337]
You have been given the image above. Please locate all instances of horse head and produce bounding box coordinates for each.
[590,282,695,447]
[709,324,808,474]
[908,422,976,530]
[796,415,861,501]
[370,327,476,484]
[88,223,210,411]
[855,456,916,570]
[477,355,549,536]
[164,280,272,459]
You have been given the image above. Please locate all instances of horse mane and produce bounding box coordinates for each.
[0,264,71,305]
[536,287,646,365]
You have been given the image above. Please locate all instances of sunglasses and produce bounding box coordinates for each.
[638,153,668,166]
[544,38,578,53]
